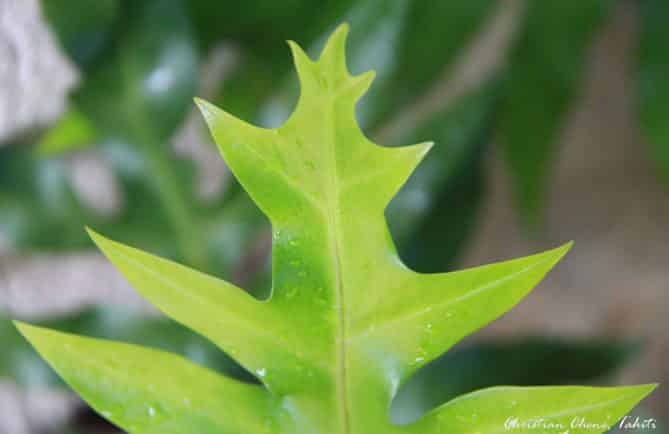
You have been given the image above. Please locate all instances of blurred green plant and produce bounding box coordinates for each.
[4,0,668,260]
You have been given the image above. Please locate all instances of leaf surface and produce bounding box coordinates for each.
[1,307,248,387]
[17,323,278,434]
[18,25,656,434]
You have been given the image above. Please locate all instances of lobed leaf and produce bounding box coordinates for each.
[18,24,656,434]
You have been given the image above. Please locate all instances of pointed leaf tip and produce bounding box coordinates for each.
[352,70,377,95]
[13,321,57,356]
[319,23,351,80]
[321,22,350,59]
[194,97,221,125]
[554,240,574,261]
[85,227,115,252]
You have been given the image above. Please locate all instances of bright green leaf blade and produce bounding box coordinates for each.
[20,24,655,434]
[638,0,669,185]
[15,323,280,434]
[87,229,317,394]
[408,384,657,433]
[391,336,640,424]
[354,242,572,379]
[195,25,653,433]
[501,0,614,224]
[0,307,251,387]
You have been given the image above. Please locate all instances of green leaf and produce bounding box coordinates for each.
[639,0,669,185]
[40,0,119,68]
[1,307,250,388]
[17,25,655,433]
[17,323,277,434]
[391,337,641,424]
[36,108,99,156]
[406,384,656,433]
[501,0,614,225]
[230,0,497,130]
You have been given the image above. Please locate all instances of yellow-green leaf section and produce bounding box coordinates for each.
[16,24,656,434]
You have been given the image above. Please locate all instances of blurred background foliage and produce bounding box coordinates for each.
[0,0,666,432]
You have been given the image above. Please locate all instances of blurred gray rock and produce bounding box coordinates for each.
[0,0,78,144]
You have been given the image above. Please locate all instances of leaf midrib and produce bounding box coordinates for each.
[322,92,351,434]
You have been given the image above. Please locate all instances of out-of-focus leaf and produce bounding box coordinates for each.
[391,337,641,424]
[75,0,197,144]
[0,307,251,388]
[0,145,92,250]
[36,108,98,156]
[364,0,498,129]
[187,0,356,53]
[501,0,614,225]
[639,0,669,185]
[40,0,119,69]
[387,81,498,272]
[71,0,206,267]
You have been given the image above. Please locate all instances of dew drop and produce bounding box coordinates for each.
[145,402,165,420]
[256,368,267,378]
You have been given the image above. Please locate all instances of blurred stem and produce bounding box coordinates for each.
[141,135,206,270]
